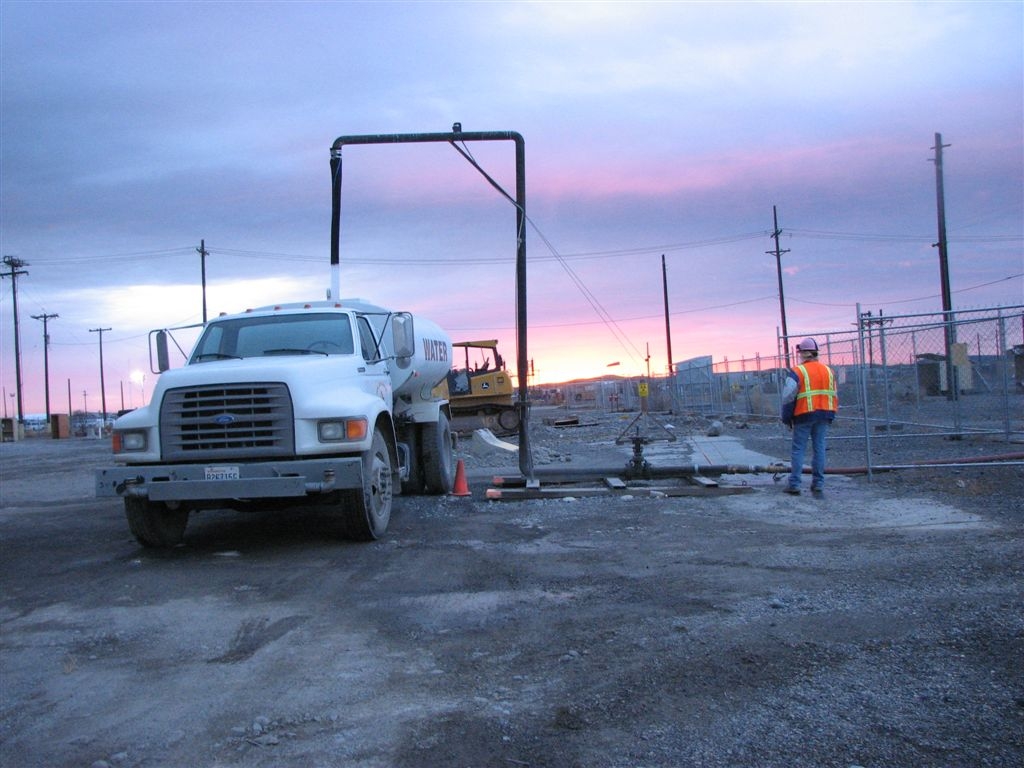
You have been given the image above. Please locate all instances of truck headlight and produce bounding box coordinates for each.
[318,418,368,443]
[113,431,147,452]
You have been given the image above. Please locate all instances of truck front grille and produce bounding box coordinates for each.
[159,383,294,461]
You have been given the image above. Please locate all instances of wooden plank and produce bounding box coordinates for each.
[657,485,753,497]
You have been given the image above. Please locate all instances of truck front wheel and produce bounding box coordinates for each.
[124,497,189,548]
[339,427,393,541]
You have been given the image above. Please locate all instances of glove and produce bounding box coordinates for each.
[781,402,795,428]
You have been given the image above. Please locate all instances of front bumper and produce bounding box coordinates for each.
[95,457,363,502]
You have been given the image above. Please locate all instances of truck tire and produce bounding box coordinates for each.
[422,412,455,495]
[124,497,189,548]
[339,427,393,540]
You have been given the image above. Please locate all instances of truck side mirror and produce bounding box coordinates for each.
[156,330,170,372]
[392,312,415,360]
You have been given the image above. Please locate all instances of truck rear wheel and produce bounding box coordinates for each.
[339,427,393,540]
[124,497,189,548]
[422,412,455,495]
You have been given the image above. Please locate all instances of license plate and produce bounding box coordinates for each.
[205,466,240,481]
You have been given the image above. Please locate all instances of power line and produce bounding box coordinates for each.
[786,272,1024,308]
[447,137,647,369]
[12,223,1018,268]
[212,233,770,265]
[786,228,1020,244]
[28,246,196,266]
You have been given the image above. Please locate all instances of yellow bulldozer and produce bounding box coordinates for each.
[434,339,521,436]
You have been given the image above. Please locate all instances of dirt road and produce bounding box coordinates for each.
[1,420,1022,767]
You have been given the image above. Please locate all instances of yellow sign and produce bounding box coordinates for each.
[638,381,649,397]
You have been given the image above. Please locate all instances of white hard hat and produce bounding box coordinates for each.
[796,338,819,353]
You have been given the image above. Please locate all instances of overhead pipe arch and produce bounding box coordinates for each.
[329,128,533,480]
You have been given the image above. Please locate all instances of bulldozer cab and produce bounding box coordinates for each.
[436,340,520,435]
[451,340,502,386]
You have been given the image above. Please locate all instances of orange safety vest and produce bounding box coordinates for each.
[792,360,837,417]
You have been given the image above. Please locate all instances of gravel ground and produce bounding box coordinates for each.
[1,409,1022,768]
[729,412,1024,528]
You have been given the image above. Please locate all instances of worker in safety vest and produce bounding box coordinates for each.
[780,338,838,496]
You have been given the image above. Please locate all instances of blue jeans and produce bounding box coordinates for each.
[789,419,830,490]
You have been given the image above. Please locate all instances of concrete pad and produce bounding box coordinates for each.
[639,434,784,469]
[686,435,785,466]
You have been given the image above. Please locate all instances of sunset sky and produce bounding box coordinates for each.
[1,1,1022,417]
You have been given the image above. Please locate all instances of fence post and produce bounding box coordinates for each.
[879,315,892,430]
[998,309,1011,439]
[856,303,873,479]
[756,353,764,418]
[912,330,921,413]
[949,314,963,439]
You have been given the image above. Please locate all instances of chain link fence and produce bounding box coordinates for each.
[550,304,1023,468]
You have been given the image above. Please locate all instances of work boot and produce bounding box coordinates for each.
[811,487,824,498]
[784,486,801,496]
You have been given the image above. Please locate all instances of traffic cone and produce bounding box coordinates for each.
[451,459,471,497]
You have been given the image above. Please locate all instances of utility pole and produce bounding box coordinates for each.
[930,133,959,405]
[197,239,209,323]
[89,327,111,424]
[768,206,791,368]
[31,312,59,424]
[2,255,29,423]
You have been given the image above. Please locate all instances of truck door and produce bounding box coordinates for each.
[357,316,392,405]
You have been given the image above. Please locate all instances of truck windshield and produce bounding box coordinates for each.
[190,313,355,362]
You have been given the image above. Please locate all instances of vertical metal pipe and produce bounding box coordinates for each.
[329,149,343,302]
[512,133,534,480]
